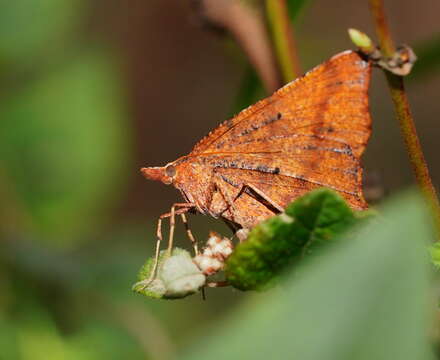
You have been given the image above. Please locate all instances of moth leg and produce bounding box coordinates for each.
[180,212,199,256]
[214,171,283,221]
[212,178,241,224]
[138,203,194,290]
[205,170,219,212]
[222,218,249,242]
[135,217,164,291]
[234,183,284,213]
[167,205,176,254]
[165,203,195,255]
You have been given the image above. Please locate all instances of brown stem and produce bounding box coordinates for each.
[369,0,395,57]
[266,0,302,82]
[369,0,440,237]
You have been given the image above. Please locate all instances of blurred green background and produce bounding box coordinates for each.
[0,0,439,359]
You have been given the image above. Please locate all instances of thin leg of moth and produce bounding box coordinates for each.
[234,183,283,243]
[136,217,164,291]
[212,178,239,224]
[139,203,194,290]
[165,203,194,255]
[141,216,163,289]
[167,205,176,254]
[180,212,199,256]
[234,183,284,212]
[214,173,283,218]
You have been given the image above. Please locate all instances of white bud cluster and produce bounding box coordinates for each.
[193,232,234,276]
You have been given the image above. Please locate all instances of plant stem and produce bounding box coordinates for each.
[265,0,301,82]
[369,0,440,237]
[369,0,395,57]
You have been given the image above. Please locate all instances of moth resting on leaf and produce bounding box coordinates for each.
[141,50,372,283]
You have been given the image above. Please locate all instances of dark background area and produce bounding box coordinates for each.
[1,0,439,359]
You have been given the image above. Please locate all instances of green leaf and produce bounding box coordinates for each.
[225,188,358,290]
[65,321,146,360]
[0,304,147,360]
[0,0,83,66]
[185,191,433,360]
[0,50,130,246]
[5,307,70,360]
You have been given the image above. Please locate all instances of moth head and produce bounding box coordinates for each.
[141,163,177,185]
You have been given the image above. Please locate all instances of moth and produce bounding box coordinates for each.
[142,50,372,278]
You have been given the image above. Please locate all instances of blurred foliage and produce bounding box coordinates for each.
[0,303,149,360]
[0,0,130,246]
[0,0,151,358]
[0,0,83,68]
[186,192,433,360]
[0,228,175,360]
[0,51,130,245]
[411,34,440,80]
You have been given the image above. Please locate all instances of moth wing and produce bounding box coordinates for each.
[195,131,367,209]
[212,166,365,225]
[191,50,371,159]
[188,51,371,210]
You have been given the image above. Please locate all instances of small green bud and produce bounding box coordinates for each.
[348,28,374,53]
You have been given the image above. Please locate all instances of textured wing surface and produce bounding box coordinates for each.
[214,168,333,205]
[191,51,371,158]
[189,51,371,208]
